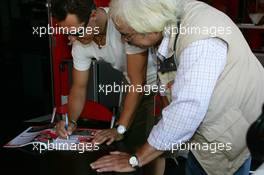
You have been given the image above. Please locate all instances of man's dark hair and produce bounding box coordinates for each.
[51,0,96,23]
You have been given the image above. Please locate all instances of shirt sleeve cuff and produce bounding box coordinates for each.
[147,124,171,151]
[73,64,90,71]
[125,43,147,54]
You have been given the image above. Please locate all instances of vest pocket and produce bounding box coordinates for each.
[200,108,250,160]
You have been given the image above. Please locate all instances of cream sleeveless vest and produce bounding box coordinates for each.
[171,1,264,174]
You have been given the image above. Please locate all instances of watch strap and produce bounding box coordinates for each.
[130,154,140,170]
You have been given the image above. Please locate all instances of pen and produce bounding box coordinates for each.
[110,108,116,129]
[50,107,56,123]
[65,113,68,130]
[65,113,69,139]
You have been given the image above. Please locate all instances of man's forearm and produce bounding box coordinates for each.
[137,142,164,167]
[68,86,87,122]
[118,90,143,128]
[118,52,148,128]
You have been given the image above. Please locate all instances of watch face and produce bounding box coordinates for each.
[129,156,139,167]
[117,125,126,134]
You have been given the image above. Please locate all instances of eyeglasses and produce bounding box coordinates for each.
[120,31,147,42]
[120,32,138,42]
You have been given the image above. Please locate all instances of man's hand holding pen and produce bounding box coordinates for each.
[55,114,77,139]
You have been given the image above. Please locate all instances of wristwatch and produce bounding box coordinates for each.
[115,124,127,135]
[70,119,77,128]
[129,154,140,169]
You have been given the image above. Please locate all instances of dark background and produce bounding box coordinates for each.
[0,0,52,146]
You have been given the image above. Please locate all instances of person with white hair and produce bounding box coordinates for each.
[91,0,264,174]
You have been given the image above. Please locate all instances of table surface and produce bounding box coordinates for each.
[1,122,140,175]
[45,142,138,175]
